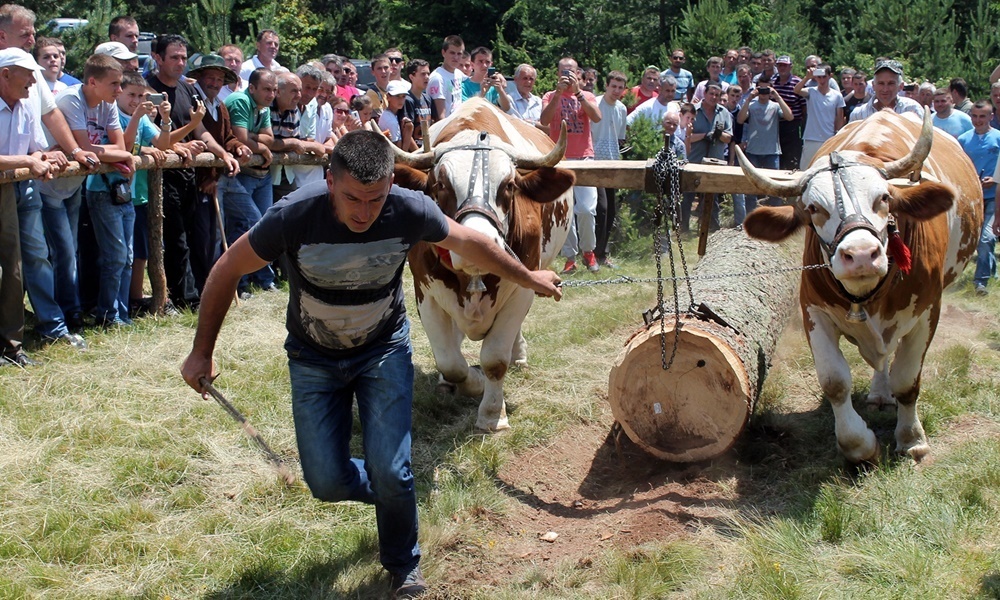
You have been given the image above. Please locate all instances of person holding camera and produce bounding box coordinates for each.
[738,79,793,211]
[793,65,845,168]
[540,56,603,273]
[682,83,733,231]
[460,47,511,113]
[146,34,214,308]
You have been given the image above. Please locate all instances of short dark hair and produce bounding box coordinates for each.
[108,15,137,38]
[33,36,61,59]
[121,70,147,90]
[329,130,394,184]
[152,34,187,57]
[257,29,278,42]
[606,70,627,85]
[83,54,123,82]
[370,53,389,68]
[248,68,274,88]
[442,35,464,51]
[470,47,491,62]
[949,78,969,98]
[972,99,992,111]
[405,58,429,79]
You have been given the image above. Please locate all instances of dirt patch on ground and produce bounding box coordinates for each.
[439,302,997,587]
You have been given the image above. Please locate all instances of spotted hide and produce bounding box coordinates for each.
[736,110,982,463]
[392,99,575,431]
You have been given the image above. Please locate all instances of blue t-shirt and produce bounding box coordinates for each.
[958,128,1000,201]
[933,110,973,139]
[119,112,159,205]
[662,68,693,100]
[248,180,450,357]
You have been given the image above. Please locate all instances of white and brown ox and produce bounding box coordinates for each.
[391,98,575,431]
[736,110,982,463]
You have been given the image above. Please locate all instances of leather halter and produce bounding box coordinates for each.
[802,152,895,307]
[436,131,509,237]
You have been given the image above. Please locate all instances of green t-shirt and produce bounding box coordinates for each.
[224,90,270,133]
[461,78,501,105]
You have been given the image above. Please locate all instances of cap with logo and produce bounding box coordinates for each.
[776,55,792,65]
[0,48,43,71]
[386,79,411,96]
[94,41,138,61]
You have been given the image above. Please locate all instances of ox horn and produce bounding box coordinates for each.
[734,145,806,197]
[882,109,934,179]
[515,120,568,169]
[389,142,435,170]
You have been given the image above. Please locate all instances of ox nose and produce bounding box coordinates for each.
[837,241,883,275]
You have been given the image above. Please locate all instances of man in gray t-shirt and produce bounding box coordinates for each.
[737,79,793,208]
[182,131,561,598]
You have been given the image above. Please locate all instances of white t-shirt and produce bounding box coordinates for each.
[239,55,286,84]
[41,85,122,199]
[378,110,401,142]
[626,97,679,129]
[427,66,464,117]
[802,87,845,142]
[591,96,626,160]
[315,102,334,144]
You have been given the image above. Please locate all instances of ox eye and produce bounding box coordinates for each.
[805,204,818,215]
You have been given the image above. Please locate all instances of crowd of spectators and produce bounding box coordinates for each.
[3,0,1000,366]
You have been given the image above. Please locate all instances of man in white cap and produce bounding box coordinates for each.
[94,40,139,72]
[0,48,75,366]
[849,59,924,122]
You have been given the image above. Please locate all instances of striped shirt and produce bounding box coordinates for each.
[771,74,806,120]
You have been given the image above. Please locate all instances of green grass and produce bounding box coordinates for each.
[2,251,1000,599]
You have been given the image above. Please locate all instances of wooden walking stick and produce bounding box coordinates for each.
[212,190,240,306]
[199,377,296,486]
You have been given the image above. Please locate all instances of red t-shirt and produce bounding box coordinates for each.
[628,85,657,114]
[542,90,596,159]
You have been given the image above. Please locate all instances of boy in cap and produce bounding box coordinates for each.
[378,79,417,151]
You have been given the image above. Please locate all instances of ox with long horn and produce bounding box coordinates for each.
[734,110,934,197]
[390,121,569,170]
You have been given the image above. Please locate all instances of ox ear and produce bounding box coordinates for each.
[392,165,430,193]
[888,181,955,221]
[515,167,576,203]
[743,205,808,242]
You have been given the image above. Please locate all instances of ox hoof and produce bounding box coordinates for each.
[475,417,511,433]
[512,358,528,369]
[865,393,897,412]
[436,376,458,395]
[839,430,880,465]
[896,440,930,462]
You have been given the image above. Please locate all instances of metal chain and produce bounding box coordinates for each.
[557,262,829,288]
[651,141,687,370]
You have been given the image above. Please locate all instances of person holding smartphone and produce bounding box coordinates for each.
[459,47,511,112]
[737,79,793,211]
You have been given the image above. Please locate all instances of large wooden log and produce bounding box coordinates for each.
[608,229,801,462]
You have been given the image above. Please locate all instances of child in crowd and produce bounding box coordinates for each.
[51,55,135,326]
[116,70,201,314]
[350,95,380,132]
[33,37,66,94]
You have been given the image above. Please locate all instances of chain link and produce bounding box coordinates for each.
[557,262,829,288]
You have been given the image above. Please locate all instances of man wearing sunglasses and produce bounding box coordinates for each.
[385,48,404,82]
[661,48,693,101]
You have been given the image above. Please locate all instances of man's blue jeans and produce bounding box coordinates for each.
[745,152,781,211]
[88,191,135,323]
[219,173,274,290]
[285,320,420,576]
[16,181,69,339]
[974,197,996,287]
[41,187,82,315]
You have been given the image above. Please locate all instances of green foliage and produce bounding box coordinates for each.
[185,0,236,55]
[672,0,741,72]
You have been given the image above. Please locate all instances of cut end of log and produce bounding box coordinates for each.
[608,321,752,462]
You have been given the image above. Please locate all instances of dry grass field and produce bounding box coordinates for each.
[1,247,998,599]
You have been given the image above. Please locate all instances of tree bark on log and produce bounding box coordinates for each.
[147,168,167,316]
[608,229,801,462]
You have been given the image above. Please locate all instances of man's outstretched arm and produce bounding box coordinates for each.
[435,217,562,301]
[181,234,271,396]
